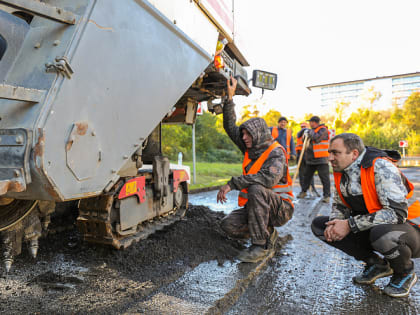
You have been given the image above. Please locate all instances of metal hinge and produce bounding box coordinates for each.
[45,56,74,79]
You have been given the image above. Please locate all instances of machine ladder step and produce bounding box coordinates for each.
[0,84,46,103]
[0,0,75,24]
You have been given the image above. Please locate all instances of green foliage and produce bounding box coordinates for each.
[183,161,242,190]
[161,123,192,160]
[338,91,420,154]
[161,91,420,165]
[401,92,420,131]
[162,112,242,163]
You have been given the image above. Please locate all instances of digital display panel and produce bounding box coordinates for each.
[252,70,277,90]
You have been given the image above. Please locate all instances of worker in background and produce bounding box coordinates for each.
[296,122,315,193]
[297,116,331,203]
[311,133,420,298]
[217,77,294,263]
[270,117,296,161]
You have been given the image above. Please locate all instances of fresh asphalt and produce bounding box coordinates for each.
[187,167,420,314]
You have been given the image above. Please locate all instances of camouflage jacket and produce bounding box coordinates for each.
[330,148,409,232]
[222,100,287,191]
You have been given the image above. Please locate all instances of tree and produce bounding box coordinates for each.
[359,85,382,108]
[238,104,260,124]
[262,109,281,127]
[401,92,420,131]
[332,100,350,132]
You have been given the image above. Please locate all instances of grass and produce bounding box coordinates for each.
[179,161,299,190]
[182,162,242,190]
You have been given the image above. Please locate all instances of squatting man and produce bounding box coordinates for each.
[216,77,294,263]
[312,133,420,298]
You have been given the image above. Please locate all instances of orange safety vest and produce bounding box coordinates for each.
[271,127,292,159]
[238,142,294,207]
[312,125,329,158]
[333,157,420,228]
[296,134,304,153]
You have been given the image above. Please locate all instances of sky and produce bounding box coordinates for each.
[232,0,420,121]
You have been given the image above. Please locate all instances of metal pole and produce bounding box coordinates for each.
[192,123,196,184]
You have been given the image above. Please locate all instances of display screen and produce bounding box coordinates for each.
[252,70,277,90]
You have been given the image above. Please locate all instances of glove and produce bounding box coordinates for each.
[304,129,313,140]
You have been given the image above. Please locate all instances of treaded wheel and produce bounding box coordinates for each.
[174,183,188,209]
[0,199,38,231]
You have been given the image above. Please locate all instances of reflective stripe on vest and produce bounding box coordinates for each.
[333,157,420,228]
[312,125,329,158]
[271,127,291,159]
[238,142,294,207]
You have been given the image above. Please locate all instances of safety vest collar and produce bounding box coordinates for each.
[243,141,280,175]
[239,142,294,207]
[314,125,327,133]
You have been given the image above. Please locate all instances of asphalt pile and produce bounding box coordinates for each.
[0,205,247,314]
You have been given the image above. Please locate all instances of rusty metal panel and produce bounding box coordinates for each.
[0,129,32,195]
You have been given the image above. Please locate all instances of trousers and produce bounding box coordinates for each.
[312,216,420,274]
[220,184,294,246]
[301,163,331,197]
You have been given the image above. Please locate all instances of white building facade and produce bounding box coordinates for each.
[307,72,420,112]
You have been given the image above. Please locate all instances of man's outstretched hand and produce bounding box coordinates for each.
[227,76,237,101]
[217,184,231,204]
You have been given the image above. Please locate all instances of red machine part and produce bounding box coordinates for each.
[172,170,189,192]
[118,176,146,203]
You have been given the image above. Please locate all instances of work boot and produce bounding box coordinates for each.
[267,228,279,250]
[383,270,418,298]
[237,245,269,263]
[353,262,393,284]
[297,191,307,199]
[322,196,330,203]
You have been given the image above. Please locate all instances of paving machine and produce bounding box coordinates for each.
[0,0,276,271]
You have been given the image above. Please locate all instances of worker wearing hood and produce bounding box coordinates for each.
[217,78,294,263]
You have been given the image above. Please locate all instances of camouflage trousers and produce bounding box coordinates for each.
[220,184,294,246]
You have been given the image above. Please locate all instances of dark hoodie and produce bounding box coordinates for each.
[222,100,287,190]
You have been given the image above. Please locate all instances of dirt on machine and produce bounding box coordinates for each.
[0,0,277,271]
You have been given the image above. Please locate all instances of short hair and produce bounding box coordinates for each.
[330,133,365,153]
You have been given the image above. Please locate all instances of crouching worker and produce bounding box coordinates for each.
[217,77,294,263]
[311,133,420,297]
